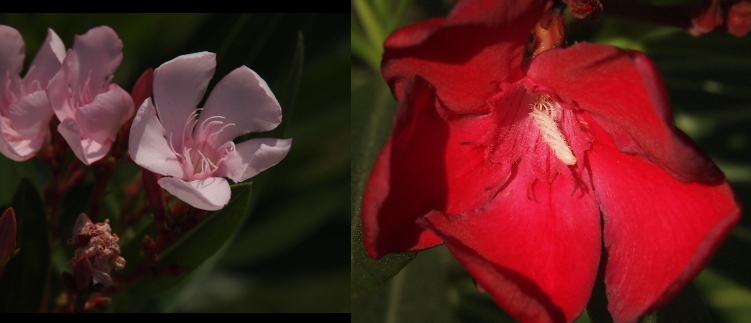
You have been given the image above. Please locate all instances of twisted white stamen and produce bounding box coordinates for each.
[529,95,577,166]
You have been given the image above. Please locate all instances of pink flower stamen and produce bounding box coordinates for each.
[168,109,240,180]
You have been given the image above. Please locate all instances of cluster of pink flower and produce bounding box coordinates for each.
[0,25,292,291]
[0,25,291,211]
[361,0,742,322]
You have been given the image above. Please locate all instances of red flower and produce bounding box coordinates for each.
[360,1,741,322]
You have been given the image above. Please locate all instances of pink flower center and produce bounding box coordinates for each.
[70,74,96,108]
[169,109,236,181]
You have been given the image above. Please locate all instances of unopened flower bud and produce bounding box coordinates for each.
[727,0,751,36]
[66,214,125,287]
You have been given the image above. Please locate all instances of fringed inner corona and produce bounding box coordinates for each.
[529,95,576,166]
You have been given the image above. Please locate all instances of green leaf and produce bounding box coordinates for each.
[135,182,252,295]
[220,186,340,267]
[638,283,712,323]
[352,248,455,323]
[0,179,50,312]
[353,0,387,53]
[273,30,304,138]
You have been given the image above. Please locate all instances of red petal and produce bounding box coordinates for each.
[419,160,601,323]
[382,0,548,115]
[585,116,740,323]
[524,43,720,182]
[361,77,506,258]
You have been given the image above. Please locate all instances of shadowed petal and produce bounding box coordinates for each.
[129,98,184,179]
[24,28,65,89]
[0,25,24,80]
[362,77,507,258]
[153,52,216,146]
[7,90,52,140]
[0,119,38,161]
[47,48,77,121]
[382,0,548,114]
[419,159,601,323]
[585,116,740,323]
[158,176,231,211]
[198,66,282,145]
[223,137,291,183]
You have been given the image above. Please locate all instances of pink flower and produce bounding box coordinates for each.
[66,213,125,286]
[47,26,134,165]
[129,52,291,211]
[0,26,65,161]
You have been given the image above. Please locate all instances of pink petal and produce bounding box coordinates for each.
[525,43,720,182]
[381,0,547,114]
[23,28,65,90]
[361,77,507,258]
[0,25,24,80]
[418,158,601,323]
[0,123,34,161]
[157,176,231,211]
[585,117,740,323]
[129,98,185,179]
[223,137,291,183]
[8,90,53,139]
[74,84,134,144]
[57,118,109,165]
[0,91,51,161]
[47,48,77,121]
[0,131,44,161]
[197,66,281,145]
[153,52,216,146]
[70,26,123,95]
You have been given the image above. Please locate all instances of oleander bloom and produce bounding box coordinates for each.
[361,0,741,322]
[129,52,291,211]
[0,26,64,161]
[47,26,134,165]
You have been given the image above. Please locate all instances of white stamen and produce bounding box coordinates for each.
[529,95,577,166]
[197,149,218,171]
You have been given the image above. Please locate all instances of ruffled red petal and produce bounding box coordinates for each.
[524,43,720,182]
[382,0,549,115]
[362,77,507,258]
[585,115,740,323]
[418,158,601,323]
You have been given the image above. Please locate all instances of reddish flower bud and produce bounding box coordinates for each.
[565,0,603,19]
[131,68,155,111]
[85,295,112,311]
[689,0,724,36]
[66,214,125,286]
[73,256,93,291]
[0,208,18,277]
[531,11,566,55]
[727,0,751,36]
